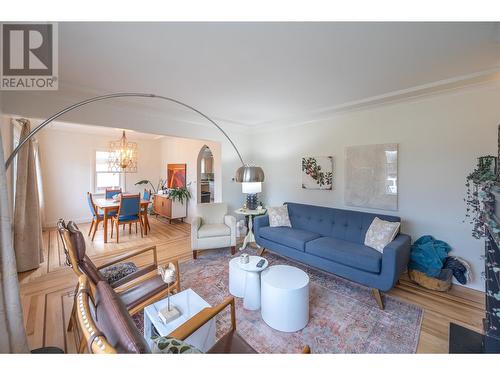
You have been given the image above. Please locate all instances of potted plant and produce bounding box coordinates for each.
[167,183,192,205]
[464,155,497,239]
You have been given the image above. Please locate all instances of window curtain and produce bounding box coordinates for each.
[13,119,44,272]
[33,140,45,226]
[0,128,29,353]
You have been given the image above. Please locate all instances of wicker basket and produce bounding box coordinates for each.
[408,268,453,291]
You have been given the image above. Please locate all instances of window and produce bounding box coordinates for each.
[95,151,121,192]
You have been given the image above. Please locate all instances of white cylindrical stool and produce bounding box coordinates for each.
[261,265,310,332]
[229,257,247,298]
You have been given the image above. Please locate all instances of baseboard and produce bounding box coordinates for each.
[43,217,90,229]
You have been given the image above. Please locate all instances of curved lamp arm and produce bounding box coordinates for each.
[4,92,246,169]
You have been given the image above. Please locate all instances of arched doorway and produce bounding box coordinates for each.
[197,145,215,203]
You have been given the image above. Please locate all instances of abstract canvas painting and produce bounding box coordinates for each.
[302,156,333,190]
[345,144,398,210]
[167,163,186,188]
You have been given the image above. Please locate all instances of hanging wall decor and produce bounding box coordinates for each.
[301,156,333,190]
[345,143,398,211]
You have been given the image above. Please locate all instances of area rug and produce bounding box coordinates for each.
[169,248,423,354]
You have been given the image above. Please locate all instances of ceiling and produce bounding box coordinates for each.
[57,22,500,127]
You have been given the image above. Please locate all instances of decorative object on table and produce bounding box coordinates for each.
[167,163,187,188]
[108,130,138,172]
[157,263,181,324]
[267,205,291,228]
[242,182,262,210]
[408,268,453,291]
[364,217,401,253]
[301,156,333,190]
[105,187,122,199]
[345,143,398,211]
[240,253,250,264]
[235,207,267,251]
[464,155,497,239]
[409,235,451,278]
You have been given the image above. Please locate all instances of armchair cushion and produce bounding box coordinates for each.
[198,223,231,238]
[151,336,201,354]
[119,275,168,311]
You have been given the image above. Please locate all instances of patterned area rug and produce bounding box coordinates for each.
[170,248,423,354]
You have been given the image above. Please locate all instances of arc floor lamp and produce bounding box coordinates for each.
[3,92,265,184]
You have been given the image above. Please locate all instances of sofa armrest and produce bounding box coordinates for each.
[253,215,269,237]
[224,215,237,246]
[380,233,411,291]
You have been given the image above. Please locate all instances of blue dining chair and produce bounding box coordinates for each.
[87,192,117,241]
[141,189,152,232]
[105,187,122,199]
[111,194,143,243]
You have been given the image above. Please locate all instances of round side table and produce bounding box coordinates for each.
[234,208,267,250]
[238,255,268,310]
[228,257,247,298]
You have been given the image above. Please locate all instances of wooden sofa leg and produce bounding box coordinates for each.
[193,250,198,260]
[257,247,266,256]
[230,246,236,255]
[371,288,385,310]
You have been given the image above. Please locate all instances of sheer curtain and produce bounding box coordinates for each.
[0,128,29,353]
[13,119,44,272]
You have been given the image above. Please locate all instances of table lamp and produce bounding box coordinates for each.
[242,182,261,210]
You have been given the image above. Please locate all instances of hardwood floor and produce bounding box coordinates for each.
[18,217,485,353]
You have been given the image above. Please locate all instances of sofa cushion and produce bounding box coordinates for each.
[198,223,231,238]
[259,226,320,251]
[305,237,382,273]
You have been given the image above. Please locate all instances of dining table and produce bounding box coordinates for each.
[94,198,151,243]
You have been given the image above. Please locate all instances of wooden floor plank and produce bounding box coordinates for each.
[18,216,485,353]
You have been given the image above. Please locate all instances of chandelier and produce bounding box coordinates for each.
[108,130,138,172]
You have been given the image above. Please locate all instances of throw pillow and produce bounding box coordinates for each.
[100,262,139,285]
[151,336,202,354]
[364,217,400,253]
[268,205,292,227]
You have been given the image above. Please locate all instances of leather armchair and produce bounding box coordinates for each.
[191,203,237,259]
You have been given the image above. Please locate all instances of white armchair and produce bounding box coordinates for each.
[191,203,236,259]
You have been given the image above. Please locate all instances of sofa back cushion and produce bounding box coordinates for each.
[285,202,400,244]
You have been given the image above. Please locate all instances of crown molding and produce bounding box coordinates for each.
[251,67,500,132]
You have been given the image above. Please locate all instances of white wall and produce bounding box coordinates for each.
[36,126,162,227]
[158,136,222,220]
[253,82,500,291]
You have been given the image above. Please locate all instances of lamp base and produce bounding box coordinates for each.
[246,194,258,210]
[158,305,181,324]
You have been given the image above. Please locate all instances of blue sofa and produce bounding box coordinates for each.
[254,202,411,308]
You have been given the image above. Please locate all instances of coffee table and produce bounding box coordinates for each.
[143,288,216,352]
[238,255,268,310]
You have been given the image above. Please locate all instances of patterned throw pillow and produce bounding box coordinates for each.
[268,205,292,227]
[100,262,139,284]
[151,336,202,354]
[364,217,401,253]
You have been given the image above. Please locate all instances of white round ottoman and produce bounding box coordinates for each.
[229,257,247,298]
[261,265,310,332]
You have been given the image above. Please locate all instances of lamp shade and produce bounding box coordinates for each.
[235,165,265,183]
[242,182,262,194]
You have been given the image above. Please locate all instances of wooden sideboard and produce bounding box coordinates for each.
[153,194,187,223]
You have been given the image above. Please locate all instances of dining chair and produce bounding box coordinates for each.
[87,192,116,241]
[111,193,143,243]
[105,187,122,199]
[142,189,152,232]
